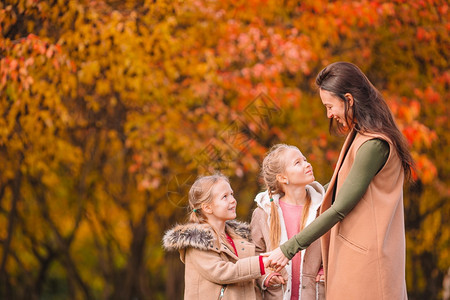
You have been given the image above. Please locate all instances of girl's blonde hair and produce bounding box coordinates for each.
[188,173,238,242]
[261,144,312,250]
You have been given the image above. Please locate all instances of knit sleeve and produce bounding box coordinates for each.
[280,139,389,259]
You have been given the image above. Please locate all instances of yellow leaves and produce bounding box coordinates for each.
[85,193,132,253]
[0,1,447,298]
[380,2,396,16]
[395,98,421,123]
[0,4,18,35]
[0,39,83,209]
[407,186,449,272]
[409,216,438,255]
[78,60,101,84]
[0,213,8,244]
[95,79,110,96]
[61,72,77,97]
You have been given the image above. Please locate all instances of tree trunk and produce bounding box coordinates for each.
[165,251,185,300]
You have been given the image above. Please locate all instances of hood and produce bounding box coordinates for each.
[254,181,325,214]
[162,219,251,252]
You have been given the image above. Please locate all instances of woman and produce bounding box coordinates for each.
[264,62,413,300]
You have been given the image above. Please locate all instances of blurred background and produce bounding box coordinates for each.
[0,0,448,299]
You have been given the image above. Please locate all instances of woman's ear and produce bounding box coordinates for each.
[344,93,354,107]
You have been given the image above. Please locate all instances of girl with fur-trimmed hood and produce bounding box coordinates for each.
[163,173,286,300]
[251,144,325,300]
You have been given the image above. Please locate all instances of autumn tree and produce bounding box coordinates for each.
[0,0,448,299]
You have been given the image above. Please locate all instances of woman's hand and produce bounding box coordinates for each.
[316,274,325,282]
[262,247,289,272]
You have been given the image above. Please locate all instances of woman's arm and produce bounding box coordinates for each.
[266,139,389,268]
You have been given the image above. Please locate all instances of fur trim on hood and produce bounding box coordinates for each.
[162,219,251,252]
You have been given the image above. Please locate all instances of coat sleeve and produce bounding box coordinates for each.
[250,207,288,295]
[250,207,269,255]
[250,207,269,290]
[185,248,262,285]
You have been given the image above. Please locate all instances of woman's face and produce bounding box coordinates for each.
[319,89,352,127]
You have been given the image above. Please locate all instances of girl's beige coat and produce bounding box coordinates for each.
[320,129,408,300]
[163,220,262,300]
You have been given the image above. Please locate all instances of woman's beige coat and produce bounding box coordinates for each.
[163,220,263,300]
[251,182,326,300]
[320,129,408,300]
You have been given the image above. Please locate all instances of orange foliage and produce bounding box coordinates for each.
[0,0,448,299]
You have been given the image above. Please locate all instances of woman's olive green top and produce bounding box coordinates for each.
[281,139,390,259]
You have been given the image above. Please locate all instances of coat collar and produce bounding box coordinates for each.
[254,181,325,215]
[162,219,251,252]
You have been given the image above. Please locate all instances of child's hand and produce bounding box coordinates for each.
[264,272,285,288]
[316,274,325,282]
[268,274,285,286]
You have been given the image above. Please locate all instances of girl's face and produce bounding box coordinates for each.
[282,148,315,186]
[207,179,237,223]
[320,89,352,127]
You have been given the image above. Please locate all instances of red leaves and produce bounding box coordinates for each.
[0,34,67,92]
[401,120,438,180]
[423,87,441,104]
[325,149,339,162]
[413,154,438,184]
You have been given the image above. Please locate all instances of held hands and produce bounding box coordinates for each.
[261,255,287,289]
[262,247,289,273]
[263,272,285,288]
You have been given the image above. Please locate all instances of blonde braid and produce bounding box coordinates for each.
[268,189,281,250]
[262,144,298,250]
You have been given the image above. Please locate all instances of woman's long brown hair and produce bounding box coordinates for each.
[316,62,414,180]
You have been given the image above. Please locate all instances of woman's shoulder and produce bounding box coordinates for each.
[356,131,391,147]
[358,138,390,158]
[354,132,390,157]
